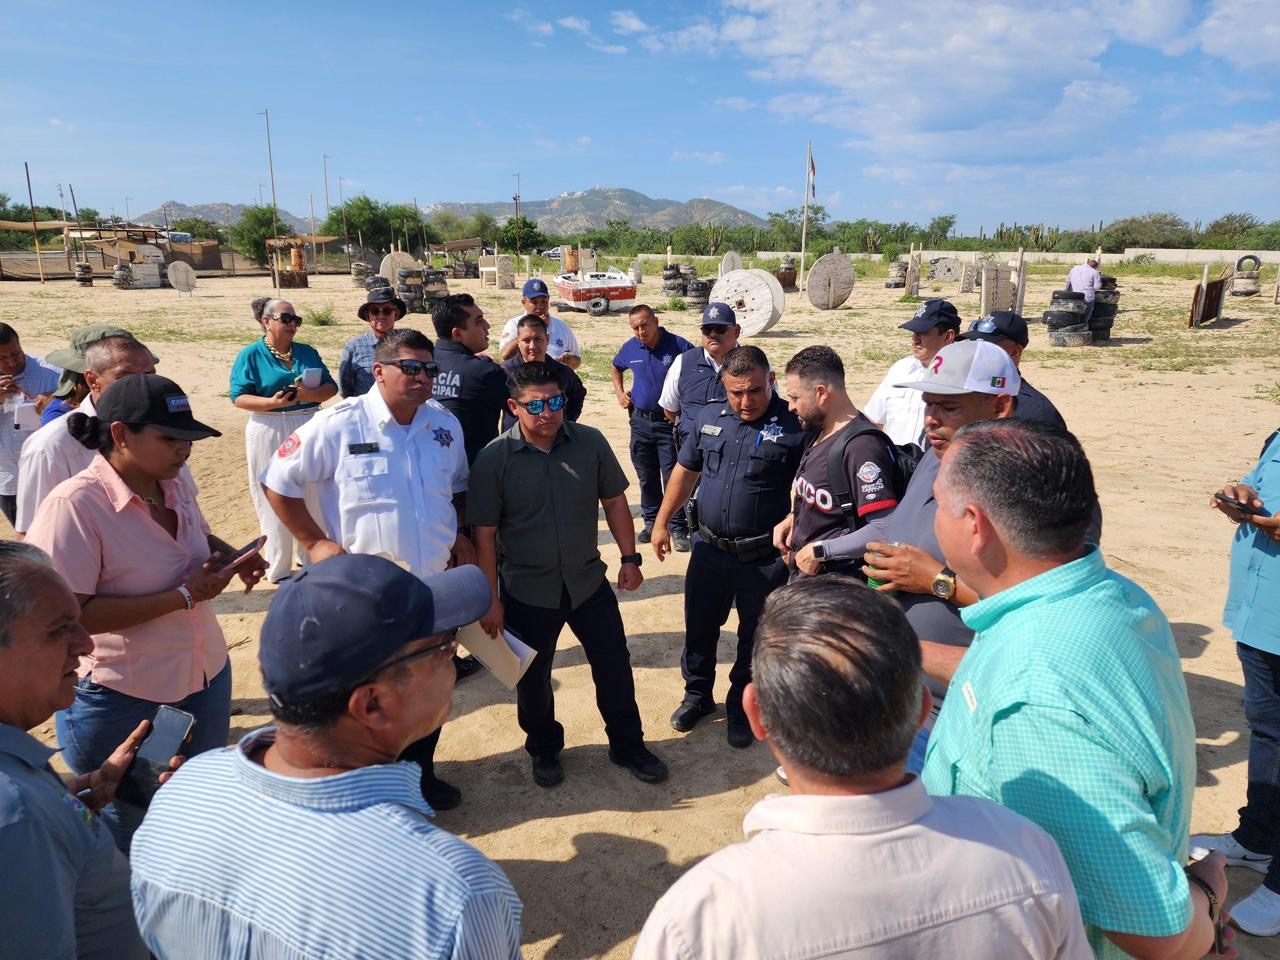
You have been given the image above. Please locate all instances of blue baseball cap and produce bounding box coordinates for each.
[899,298,961,333]
[522,278,550,300]
[701,302,737,327]
[259,555,492,704]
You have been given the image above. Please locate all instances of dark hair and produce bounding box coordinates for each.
[0,541,53,648]
[754,576,923,777]
[0,323,17,345]
[267,685,352,732]
[720,345,769,379]
[250,297,271,326]
[374,328,434,364]
[66,412,145,454]
[430,293,477,340]
[508,359,561,399]
[515,314,548,335]
[784,345,845,388]
[943,419,1096,557]
[628,304,656,319]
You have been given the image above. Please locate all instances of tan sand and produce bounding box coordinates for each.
[3,266,1278,957]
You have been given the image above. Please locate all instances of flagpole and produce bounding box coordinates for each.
[798,141,812,296]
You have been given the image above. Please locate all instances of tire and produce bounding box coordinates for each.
[1236,270,1259,280]
[1100,275,1117,288]
[1090,303,1118,321]
[587,297,609,316]
[1051,290,1085,301]
[1049,329,1093,348]
[1237,255,1261,272]
[1095,289,1120,304]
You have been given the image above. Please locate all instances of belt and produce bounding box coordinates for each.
[630,407,668,423]
[697,524,777,562]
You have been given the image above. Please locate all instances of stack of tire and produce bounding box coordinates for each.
[396,268,427,314]
[1090,276,1120,342]
[1232,255,1262,296]
[662,265,685,299]
[364,273,391,292]
[776,255,798,292]
[1042,290,1091,347]
[351,262,371,287]
[111,263,133,289]
[686,278,712,311]
[885,259,907,289]
[678,263,697,289]
[74,262,93,287]
[423,269,449,309]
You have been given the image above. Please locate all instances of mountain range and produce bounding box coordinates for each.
[137,188,765,236]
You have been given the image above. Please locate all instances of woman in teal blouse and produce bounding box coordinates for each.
[229,298,337,581]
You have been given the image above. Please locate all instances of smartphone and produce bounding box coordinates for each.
[1214,491,1262,515]
[115,705,195,808]
[215,535,266,573]
[282,385,299,402]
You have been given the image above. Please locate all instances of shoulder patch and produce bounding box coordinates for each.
[276,433,301,458]
[857,461,882,483]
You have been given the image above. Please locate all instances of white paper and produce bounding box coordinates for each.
[14,403,38,433]
[457,621,537,690]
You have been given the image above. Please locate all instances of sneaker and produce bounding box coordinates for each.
[423,775,462,811]
[726,710,753,749]
[453,654,482,681]
[775,765,789,787]
[1232,884,1280,937]
[670,698,716,732]
[637,527,653,544]
[609,743,669,784]
[672,531,691,553]
[1190,832,1272,874]
[531,752,564,788]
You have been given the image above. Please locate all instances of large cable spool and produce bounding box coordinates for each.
[709,269,784,337]
[805,253,856,309]
[719,250,743,276]
[379,251,417,286]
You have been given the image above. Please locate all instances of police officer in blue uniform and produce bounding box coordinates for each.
[659,302,742,449]
[651,345,807,748]
[430,293,510,466]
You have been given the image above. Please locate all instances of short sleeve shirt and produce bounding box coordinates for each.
[261,389,467,581]
[1015,379,1067,429]
[469,421,628,609]
[0,353,63,495]
[1225,428,1280,654]
[500,314,580,359]
[431,341,511,466]
[863,355,927,448]
[229,339,336,413]
[612,329,692,412]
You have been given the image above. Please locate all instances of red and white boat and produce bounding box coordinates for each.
[555,267,637,315]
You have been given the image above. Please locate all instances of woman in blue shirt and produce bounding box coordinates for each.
[229,299,337,582]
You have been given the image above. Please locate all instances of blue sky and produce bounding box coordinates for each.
[4,0,1277,232]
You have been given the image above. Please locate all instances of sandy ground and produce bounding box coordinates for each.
[3,266,1279,958]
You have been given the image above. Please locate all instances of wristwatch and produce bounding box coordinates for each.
[620,553,643,567]
[930,566,957,601]
[811,542,829,562]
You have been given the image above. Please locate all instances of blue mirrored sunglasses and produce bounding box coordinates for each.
[516,394,568,415]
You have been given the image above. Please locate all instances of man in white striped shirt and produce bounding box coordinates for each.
[130,555,522,960]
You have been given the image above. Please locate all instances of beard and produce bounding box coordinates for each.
[797,410,825,432]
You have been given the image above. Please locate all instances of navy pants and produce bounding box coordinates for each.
[1234,642,1280,893]
[629,412,686,533]
[682,535,787,714]
[504,580,645,757]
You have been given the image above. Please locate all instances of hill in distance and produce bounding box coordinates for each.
[134,201,310,233]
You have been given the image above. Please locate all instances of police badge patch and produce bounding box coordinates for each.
[857,461,882,483]
[276,433,301,458]
[758,423,784,444]
[433,427,454,448]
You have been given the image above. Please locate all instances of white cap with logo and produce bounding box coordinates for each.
[894,339,1021,397]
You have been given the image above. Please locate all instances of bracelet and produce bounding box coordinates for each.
[176,585,195,610]
[1184,870,1221,924]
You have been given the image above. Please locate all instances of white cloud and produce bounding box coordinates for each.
[558,16,591,34]
[672,149,725,165]
[714,96,756,111]
[507,7,554,34]
[48,117,77,132]
[588,41,628,54]
[577,135,592,145]
[1198,0,1280,70]
[610,10,650,34]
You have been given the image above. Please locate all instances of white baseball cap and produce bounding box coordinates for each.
[894,340,1021,397]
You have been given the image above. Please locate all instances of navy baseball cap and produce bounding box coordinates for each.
[522,278,550,300]
[960,310,1030,348]
[259,555,492,704]
[899,298,961,333]
[701,302,737,327]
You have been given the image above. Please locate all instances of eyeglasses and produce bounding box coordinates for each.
[359,632,460,683]
[382,358,440,379]
[271,313,303,326]
[515,394,568,415]
[701,324,730,335]
[367,306,399,317]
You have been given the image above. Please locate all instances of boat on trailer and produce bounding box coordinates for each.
[555,267,637,315]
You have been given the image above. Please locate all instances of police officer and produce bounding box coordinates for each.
[659,302,741,448]
[611,304,693,549]
[651,345,806,749]
[958,310,1066,428]
[261,327,474,811]
[430,293,510,466]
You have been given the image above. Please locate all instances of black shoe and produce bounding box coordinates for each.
[726,710,753,749]
[423,775,462,811]
[453,654,482,681]
[672,531,691,552]
[609,743,669,784]
[531,752,564,788]
[637,526,653,544]
[670,698,716,732]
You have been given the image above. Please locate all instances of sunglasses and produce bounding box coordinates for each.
[271,313,303,326]
[515,394,568,415]
[701,324,730,335]
[968,317,1001,334]
[383,358,440,379]
[359,632,459,683]
[367,306,399,317]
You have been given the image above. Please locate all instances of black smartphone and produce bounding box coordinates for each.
[1214,491,1262,515]
[115,705,195,808]
[215,535,266,573]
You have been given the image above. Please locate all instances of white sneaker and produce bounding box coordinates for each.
[1232,885,1280,937]
[774,765,789,787]
[1189,832,1272,874]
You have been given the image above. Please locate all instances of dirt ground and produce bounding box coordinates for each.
[3,266,1279,958]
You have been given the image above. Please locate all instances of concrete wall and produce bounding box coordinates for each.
[756,249,1280,267]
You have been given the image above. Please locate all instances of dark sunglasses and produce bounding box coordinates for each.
[359,633,459,683]
[516,394,568,415]
[366,306,399,317]
[701,324,730,335]
[383,358,440,379]
[968,316,1001,334]
[271,313,303,326]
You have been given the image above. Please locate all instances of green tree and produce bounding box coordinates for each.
[1100,212,1194,251]
[926,214,957,246]
[429,209,469,242]
[497,215,544,253]
[468,211,498,244]
[231,205,293,265]
[670,223,711,256]
[172,217,226,242]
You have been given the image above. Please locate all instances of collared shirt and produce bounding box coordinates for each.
[678,395,807,540]
[0,353,62,495]
[469,420,628,610]
[0,723,147,960]
[432,340,511,466]
[613,329,692,412]
[338,329,380,398]
[499,313,581,360]
[499,355,586,432]
[922,549,1196,959]
[863,354,927,447]
[25,455,226,701]
[633,779,1090,960]
[1225,428,1280,654]
[39,397,75,426]
[659,348,723,430]
[261,388,467,581]
[1065,264,1103,301]
[1016,377,1067,429]
[229,338,336,414]
[131,727,522,960]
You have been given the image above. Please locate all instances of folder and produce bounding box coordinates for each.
[457,621,537,690]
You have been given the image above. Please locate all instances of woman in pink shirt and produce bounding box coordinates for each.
[26,374,266,853]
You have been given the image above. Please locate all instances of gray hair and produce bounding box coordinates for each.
[84,335,149,374]
[0,542,54,647]
[263,298,291,319]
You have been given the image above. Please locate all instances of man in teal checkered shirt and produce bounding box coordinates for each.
[922,419,1232,959]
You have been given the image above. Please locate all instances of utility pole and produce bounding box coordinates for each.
[309,194,318,275]
[260,108,281,293]
[322,154,332,215]
[68,183,86,265]
[57,183,72,270]
[512,172,521,256]
[124,196,131,224]
[258,183,265,206]
[24,162,46,284]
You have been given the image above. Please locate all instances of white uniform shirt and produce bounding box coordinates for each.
[864,355,928,447]
[633,779,1090,960]
[657,349,719,414]
[261,387,468,581]
[499,314,581,360]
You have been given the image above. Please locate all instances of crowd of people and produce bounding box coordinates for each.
[0,267,1272,958]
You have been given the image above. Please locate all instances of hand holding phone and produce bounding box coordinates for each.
[1214,491,1262,516]
[114,706,195,808]
[215,535,267,573]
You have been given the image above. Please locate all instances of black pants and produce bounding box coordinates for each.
[682,534,788,712]
[0,494,15,527]
[629,412,686,533]
[398,728,440,785]
[504,580,644,756]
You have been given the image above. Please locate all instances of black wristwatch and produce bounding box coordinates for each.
[620,553,643,567]
[811,542,829,562]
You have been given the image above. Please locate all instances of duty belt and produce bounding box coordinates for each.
[630,407,668,423]
[697,524,777,562]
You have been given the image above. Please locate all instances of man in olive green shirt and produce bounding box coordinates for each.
[470,361,668,790]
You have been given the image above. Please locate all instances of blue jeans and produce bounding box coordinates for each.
[56,662,232,855]
[629,412,685,533]
[1081,300,1096,326]
[1234,642,1280,892]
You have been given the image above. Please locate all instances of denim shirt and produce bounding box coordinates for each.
[1224,429,1280,655]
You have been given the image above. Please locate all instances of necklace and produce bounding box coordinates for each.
[263,335,293,367]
